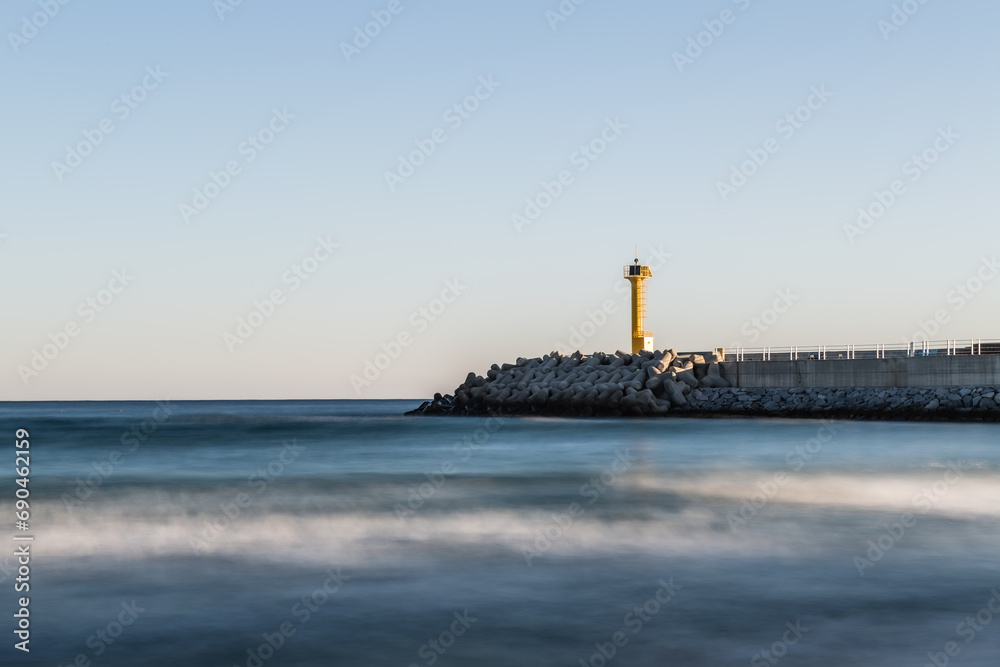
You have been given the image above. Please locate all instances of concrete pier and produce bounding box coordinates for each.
[721,355,1000,388]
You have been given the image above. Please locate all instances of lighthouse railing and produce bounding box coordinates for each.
[722,339,1000,362]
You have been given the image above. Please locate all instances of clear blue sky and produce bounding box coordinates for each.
[2,0,997,400]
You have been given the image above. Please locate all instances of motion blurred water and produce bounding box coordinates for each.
[2,400,999,666]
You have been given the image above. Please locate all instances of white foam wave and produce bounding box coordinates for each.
[29,469,1000,565]
[626,470,1000,517]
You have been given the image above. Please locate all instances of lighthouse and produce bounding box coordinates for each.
[624,255,653,353]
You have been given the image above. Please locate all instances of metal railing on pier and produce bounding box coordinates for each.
[723,339,1000,362]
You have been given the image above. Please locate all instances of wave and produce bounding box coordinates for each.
[625,469,1000,517]
[25,468,1000,566]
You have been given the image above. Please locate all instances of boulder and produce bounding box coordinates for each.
[658,349,677,366]
[506,388,530,409]
[650,398,671,415]
[647,361,669,378]
[674,368,699,389]
[635,388,656,410]
[703,362,730,388]
[664,379,687,407]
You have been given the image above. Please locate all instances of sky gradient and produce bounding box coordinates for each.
[2,0,998,400]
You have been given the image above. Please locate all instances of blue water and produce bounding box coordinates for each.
[2,400,999,666]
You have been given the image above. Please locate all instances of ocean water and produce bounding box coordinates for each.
[3,400,999,666]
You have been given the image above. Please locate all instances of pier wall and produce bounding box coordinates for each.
[721,355,1000,388]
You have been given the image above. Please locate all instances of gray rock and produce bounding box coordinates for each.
[674,368,699,389]
[664,379,687,407]
[650,398,671,415]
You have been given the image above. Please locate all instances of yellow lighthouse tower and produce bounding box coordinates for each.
[624,254,653,353]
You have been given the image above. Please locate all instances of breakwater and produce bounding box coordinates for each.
[406,350,1000,421]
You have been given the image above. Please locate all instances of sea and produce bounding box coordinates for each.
[2,400,999,666]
